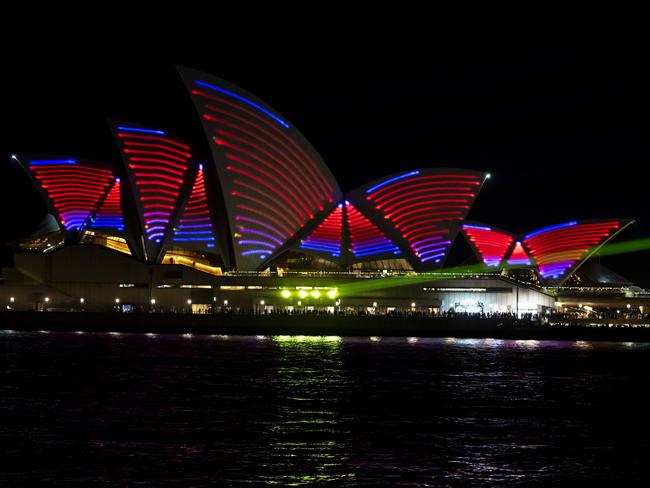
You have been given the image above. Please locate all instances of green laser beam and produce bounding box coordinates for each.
[335,238,650,295]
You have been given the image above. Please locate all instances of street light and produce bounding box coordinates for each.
[411,302,416,308]
[45,297,50,303]
[80,298,85,304]
[187,299,192,305]
[115,298,120,303]
[150,298,156,305]
[372,302,378,307]
[10,297,15,303]
[260,300,265,306]
[223,299,228,306]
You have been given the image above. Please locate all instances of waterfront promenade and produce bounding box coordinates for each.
[2,311,650,342]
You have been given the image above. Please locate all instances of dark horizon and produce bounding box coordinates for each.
[2,47,648,285]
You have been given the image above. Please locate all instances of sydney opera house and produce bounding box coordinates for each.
[1,68,644,315]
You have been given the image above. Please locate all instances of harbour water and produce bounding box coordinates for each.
[1,332,649,486]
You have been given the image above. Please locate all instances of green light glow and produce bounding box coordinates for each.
[281,289,291,298]
[331,238,650,295]
[298,290,308,298]
[326,289,337,299]
[311,290,321,298]
[273,335,342,343]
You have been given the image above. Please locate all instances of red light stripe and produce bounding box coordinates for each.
[217,139,315,217]
[122,141,192,159]
[204,114,326,210]
[372,180,481,205]
[123,149,189,164]
[231,181,303,229]
[233,193,298,234]
[117,133,191,151]
[215,128,323,212]
[226,160,311,222]
[376,184,478,207]
[194,91,335,197]
[236,204,292,236]
[127,157,189,171]
[204,109,333,205]
[368,174,480,200]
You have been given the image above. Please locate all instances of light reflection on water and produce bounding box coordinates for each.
[1,332,650,486]
[262,335,355,485]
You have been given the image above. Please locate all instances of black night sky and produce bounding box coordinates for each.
[2,39,649,284]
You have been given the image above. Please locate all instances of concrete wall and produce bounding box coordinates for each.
[2,246,554,314]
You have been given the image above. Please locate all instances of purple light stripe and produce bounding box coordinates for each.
[241,250,271,256]
[416,240,453,252]
[410,236,445,248]
[418,247,449,257]
[179,217,212,223]
[238,240,276,248]
[420,253,446,262]
[178,224,213,229]
[240,228,284,245]
[235,215,286,238]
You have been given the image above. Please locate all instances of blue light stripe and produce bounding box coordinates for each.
[365,170,420,194]
[524,221,578,239]
[463,224,492,231]
[301,243,340,253]
[354,244,398,253]
[194,80,290,129]
[420,253,446,263]
[354,248,401,257]
[117,126,165,135]
[175,230,214,236]
[29,159,77,166]
[173,237,216,242]
[241,250,270,256]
